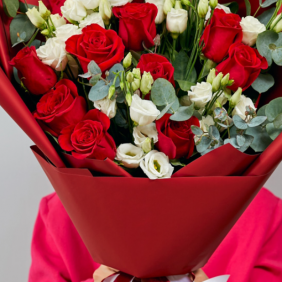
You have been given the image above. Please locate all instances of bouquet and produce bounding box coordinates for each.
[1,0,282,280]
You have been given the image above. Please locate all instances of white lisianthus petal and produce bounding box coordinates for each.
[133,123,158,147]
[146,0,166,24]
[61,0,87,22]
[79,12,105,29]
[200,115,215,132]
[232,95,256,119]
[205,3,231,21]
[240,16,266,46]
[80,0,100,10]
[55,24,82,43]
[109,0,132,6]
[188,82,212,109]
[140,150,174,180]
[50,14,66,28]
[116,144,144,168]
[166,8,188,34]
[37,38,68,71]
[94,97,117,119]
[130,94,160,126]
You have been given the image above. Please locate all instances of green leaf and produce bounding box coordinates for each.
[115,108,128,128]
[3,0,19,18]
[170,159,186,167]
[237,135,245,147]
[256,30,278,66]
[265,97,282,122]
[261,0,277,8]
[88,80,110,101]
[191,125,203,136]
[170,104,194,121]
[89,74,101,86]
[30,39,41,49]
[273,113,282,128]
[224,138,240,149]
[257,7,276,25]
[167,98,180,114]
[225,2,239,13]
[244,0,251,16]
[13,67,21,84]
[157,101,175,120]
[266,123,282,140]
[251,73,274,93]
[246,125,272,152]
[88,61,102,76]
[238,134,254,152]
[209,125,220,140]
[108,63,124,83]
[151,78,177,106]
[10,14,36,45]
[248,116,268,127]
[272,47,282,66]
[233,115,248,130]
[177,80,195,91]
[19,2,37,13]
[115,87,125,103]
[196,136,212,153]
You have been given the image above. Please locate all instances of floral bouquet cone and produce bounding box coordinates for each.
[2,0,282,280]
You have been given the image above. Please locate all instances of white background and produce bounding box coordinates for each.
[0,106,282,281]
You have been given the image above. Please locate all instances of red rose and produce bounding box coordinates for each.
[216,43,268,91]
[137,54,175,86]
[113,3,158,51]
[10,46,57,95]
[65,24,125,73]
[34,79,87,137]
[155,114,200,159]
[58,109,116,160]
[201,9,242,63]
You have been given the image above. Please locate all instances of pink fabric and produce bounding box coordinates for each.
[28,188,282,282]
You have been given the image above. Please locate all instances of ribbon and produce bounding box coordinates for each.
[102,272,230,282]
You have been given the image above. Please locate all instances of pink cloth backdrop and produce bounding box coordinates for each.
[28,188,282,282]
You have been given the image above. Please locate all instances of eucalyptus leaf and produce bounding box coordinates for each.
[273,113,282,128]
[257,7,276,25]
[251,73,274,93]
[191,125,203,136]
[3,0,19,18]
[265,97,282,122]
[167,98,180,114]
[79,73,92,79]
[88,61,101,76]
[13,68,21,84]
[261,0,277,8]
[89,74,101,86]
[209,125,220,140]
[157,101,175,120]
[151,78,177,106]
[237,135,245,147]
[88,80,110,101]
[233,115,248,130]
[256,30,278,66]
[238,134,254,152]
[272,47,282,66]
[248,116,268,127]
[108,64,124,84]
[30,39,41,49]
[10,14,36,45]
[246,125,272,152]
[170,104,194,121]
[266,123,282,140]
[193,110,202,121]
[244,0,251,16]
[224,138,240,149]
[196,136,212,153]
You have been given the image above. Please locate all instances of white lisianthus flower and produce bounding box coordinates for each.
[240,16,266,46]
[146,0,166,24]
[116,144,144,168]
[55,24,82,43]
[140,150,174,180]
[130,94,160,126]
[49,14,66,29]
[61,0,87,22]
[109,0,132,6]
[205,3,231,21]
[133,123,158,148]
[166,8,188,37]
[26,7,46,29]
[36,38,68,71]
[99,0,112,25]
[80,0,100,10]
[79,13,105,29]
[200,115,215,132]
[232,95,256,119]
[94,97,117,119]
[188,82,212,109]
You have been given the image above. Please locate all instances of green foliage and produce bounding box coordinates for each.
[259,0,277,8]
[265,97,282,140]
[170,104,194,121]
[233,115,248,130]
[258,7,276,25]
[3,0,19,18]
[151,78,177,106]
[225,2,239,14]
[10,14,36,45]
[244,0,251,16]
[251,73,275,93]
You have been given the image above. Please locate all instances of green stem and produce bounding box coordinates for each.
[26,28,39,47]
[253,5,261,17]
[172,38,177,62]
[82,83,93,110]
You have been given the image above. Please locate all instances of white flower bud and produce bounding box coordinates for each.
[130,94,160,126]
[166,8,188,37]
[94,97,117,119]
[132,78,141,92]
[132,68,141,79]
[198,0,209,19]
[188,82,212,109]
[212,72,223,92]
[26,7,46,29]
[80,0,100,10]
[99,0,112,25]
[123,52,132,69]
[164,0,173,15]
[140,71,154,96]
[240,16,266,46]
[271,15,282,33]
[175,0,182,9]
[127,72,134,83]
[229,87,242,109]
[207,68,216,84]
[142,138,153,153]
[140,150,174,179]
[221,73,230,87]
[209,0,218,9]
[116,144,144,168]
[38,1,51,20]
[79,13,105,29]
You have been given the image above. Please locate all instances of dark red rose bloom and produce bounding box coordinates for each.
[155,114,200,159]
[34,79,87,137]
[10,46,57,95]
[137,54,175,86]
[65,24,125,73]
[200,9,242,63]
[58,109,116,160]
[216,43,268,91]
[113,3,158,51]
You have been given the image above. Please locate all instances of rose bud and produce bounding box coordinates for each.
[10,46,57,95]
